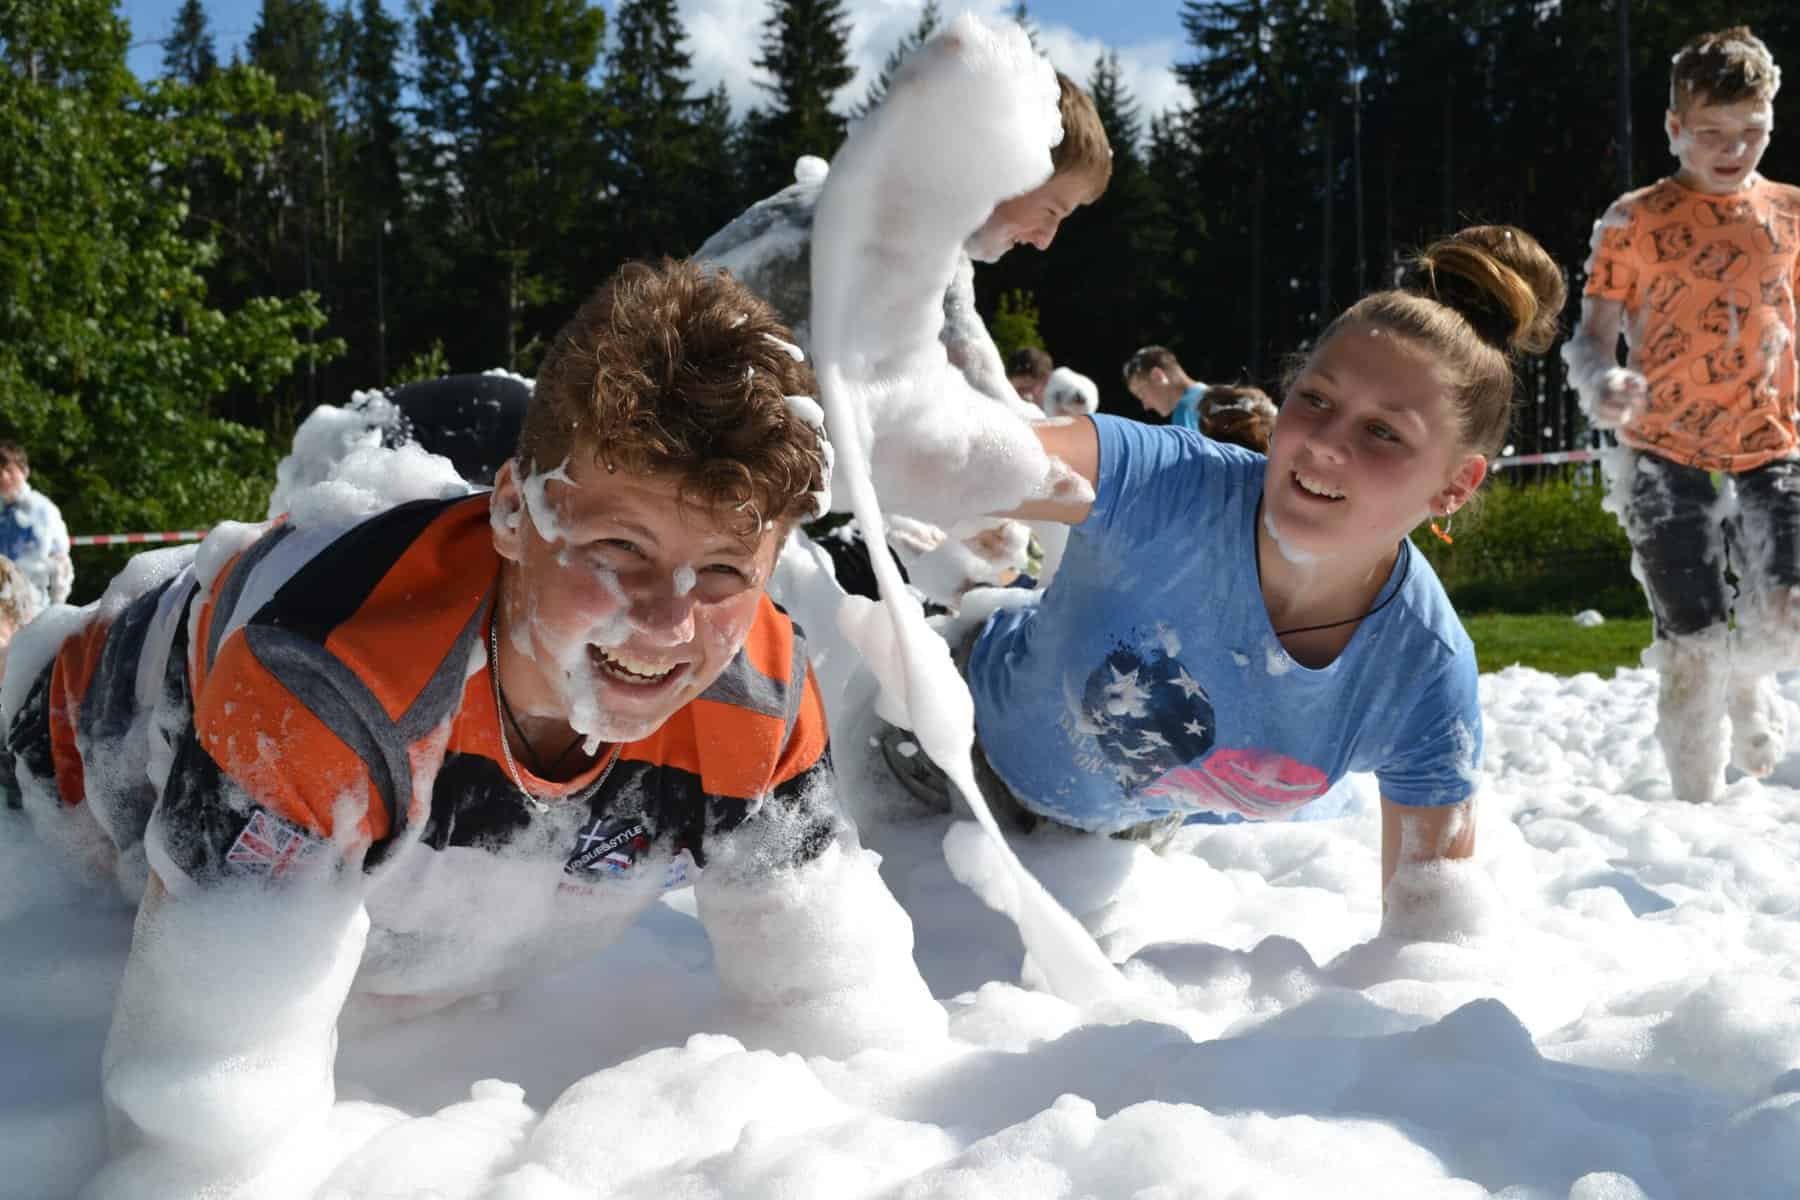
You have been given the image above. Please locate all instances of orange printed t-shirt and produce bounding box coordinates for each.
[1583,176,1800,472]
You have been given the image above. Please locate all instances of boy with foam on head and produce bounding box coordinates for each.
[1565,26,1800,804]
[696,65,1111,417]
[3,259,945,1192]
[701,32,1111,606]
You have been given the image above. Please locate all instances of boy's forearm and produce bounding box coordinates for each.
[698,832,946,1058]
[1564,298,1624,388]
[98,871,368,1186]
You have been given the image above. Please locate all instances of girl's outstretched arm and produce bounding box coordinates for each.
[1010,416,1101,524]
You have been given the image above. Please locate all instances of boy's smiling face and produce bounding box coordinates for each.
[1668,95,1775,194]
[490,455,781,748]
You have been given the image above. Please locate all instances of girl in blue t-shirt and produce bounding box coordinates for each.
[961,225,1565,902]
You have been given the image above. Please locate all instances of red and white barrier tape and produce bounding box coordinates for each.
[71,530,210,547]
[1488,449,1600,470]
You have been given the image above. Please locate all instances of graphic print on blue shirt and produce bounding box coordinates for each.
[1082,644,1214,787]
[1083,639,1330,821]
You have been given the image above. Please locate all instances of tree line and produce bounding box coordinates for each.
[3,0,1797,599]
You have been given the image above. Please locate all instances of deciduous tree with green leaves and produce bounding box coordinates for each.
[0,0,336,600]
[409,0,610,372]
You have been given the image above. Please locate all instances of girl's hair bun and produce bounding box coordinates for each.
[1403,224,1566,356]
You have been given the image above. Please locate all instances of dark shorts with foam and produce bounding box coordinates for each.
[1619,450,1800,638]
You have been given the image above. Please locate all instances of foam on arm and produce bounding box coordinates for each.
[94,872,369,1195]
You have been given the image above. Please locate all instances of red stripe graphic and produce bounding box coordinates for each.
[70,530,211,547]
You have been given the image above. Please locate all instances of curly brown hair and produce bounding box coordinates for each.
[518,259,828,537]
[1670,26,1781,114]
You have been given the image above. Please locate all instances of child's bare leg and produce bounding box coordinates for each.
[1614,452,1734,803]
[1650,627,1731,804]
[1725,460,1800,777]
[1726,671,1785,777]
[1727,585,1800,777]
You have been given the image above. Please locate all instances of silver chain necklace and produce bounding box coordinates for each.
[488,613,620,813]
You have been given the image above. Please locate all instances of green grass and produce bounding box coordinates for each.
[1461,612,1654,677]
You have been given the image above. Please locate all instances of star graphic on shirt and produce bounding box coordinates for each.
[1113,763,1145,787]
[1103,666,1151,718]
[1138,730,1170,749]
[1184,719,1209,739]
[1169,668,1206,700]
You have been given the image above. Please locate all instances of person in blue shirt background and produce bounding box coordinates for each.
[1123,345,1209,430]
[961,225,1566,914]
[0,441,72,611]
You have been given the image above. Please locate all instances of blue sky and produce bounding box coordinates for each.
[117,1,1191,119]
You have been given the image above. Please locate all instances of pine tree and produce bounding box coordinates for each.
[1026,52,1176,405]
[685,84,743,248]
[1009,1,1042,52]
[160,0,218,84]
[741,0,855,198]
[239,0,351,426]
[410,0,609,371]
[600,0,706,259]
[1178,0,1315,375]
[341,0,405,384]
[852,0,940,119]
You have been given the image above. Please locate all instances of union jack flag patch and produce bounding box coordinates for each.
[225,810,324,880]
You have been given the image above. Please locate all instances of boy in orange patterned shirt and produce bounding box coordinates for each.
[1568,27,1800,805]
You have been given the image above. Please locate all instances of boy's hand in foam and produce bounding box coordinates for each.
[863,373,1092,529]
[1588,367,1647,429]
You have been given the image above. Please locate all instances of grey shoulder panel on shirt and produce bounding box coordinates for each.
[208,524,296,670]
[398,592,489,742]
[697,645,789,723]
[241,623,413,835]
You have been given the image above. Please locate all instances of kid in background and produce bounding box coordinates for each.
[1565,26,1800,804]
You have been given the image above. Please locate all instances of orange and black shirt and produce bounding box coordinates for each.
[12,496,837,938]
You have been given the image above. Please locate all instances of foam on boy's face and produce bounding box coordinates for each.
[490,456,782,749]
[1667,96,1774,194]
[965,169,1100,262]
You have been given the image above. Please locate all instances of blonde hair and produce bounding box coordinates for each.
[1670,26,1781,113]
[1296,225,1566,457]
[1052,72,1112,197]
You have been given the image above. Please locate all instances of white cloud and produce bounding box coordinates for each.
[672,0,1182,126]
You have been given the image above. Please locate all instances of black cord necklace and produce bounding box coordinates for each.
[489,612,592,780]
[1271,542,1412,638]
[498,684,589,778]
